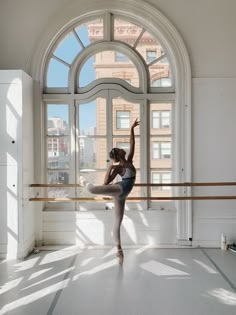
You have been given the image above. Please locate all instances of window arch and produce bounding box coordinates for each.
[30,0,191,240]
[44,15,173,94]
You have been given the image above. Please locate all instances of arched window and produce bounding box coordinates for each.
[42,13,176,210]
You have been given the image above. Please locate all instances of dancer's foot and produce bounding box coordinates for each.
[116,248,124,266]
[79,176,86,186]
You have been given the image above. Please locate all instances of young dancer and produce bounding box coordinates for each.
[80,118,140,265]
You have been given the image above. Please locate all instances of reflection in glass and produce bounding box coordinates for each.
[75,18,103,47]
[47,58,69,87]
[54,32,82,64]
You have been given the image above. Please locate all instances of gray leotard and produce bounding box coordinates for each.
[116,167,136,200]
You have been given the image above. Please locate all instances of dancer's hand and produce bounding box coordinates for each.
[131,118,140,129]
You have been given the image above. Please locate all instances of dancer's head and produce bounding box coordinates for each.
[109,148,126,162]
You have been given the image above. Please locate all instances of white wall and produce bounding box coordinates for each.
[21,71,36,256]
[42,210,176,246]
[1,0,236,78]
[192,78,236,245]
[0,70,35,259]
[1,0,236,247]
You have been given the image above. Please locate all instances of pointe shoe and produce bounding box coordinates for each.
[116,249,124,266]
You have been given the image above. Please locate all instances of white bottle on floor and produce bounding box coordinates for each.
[221,233,227,250]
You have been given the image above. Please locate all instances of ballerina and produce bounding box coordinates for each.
[80,118,140,265]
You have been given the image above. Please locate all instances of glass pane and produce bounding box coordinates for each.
[75,18,104,47]
[149,57,172,87]
[114,19,143,46]
[116,111,130,129]
[47,58,69,87]
[78,56,96,87]
[48,171,69,184]
[47,171,71,198]
[135,31,161,63]
[150,103,172,135]
[54,32,82,64]
[151,171,172,197]
[79,137,107,170]
[112,98,140,136]
[78,51,140,88]
[113,137,140,169]
[150,137,172,168]
[47,137,70,169]
[47,104,69,135]
[150,102,172,198]
[79,98,106,136]
[152,77,172,87]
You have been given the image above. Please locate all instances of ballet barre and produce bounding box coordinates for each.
[29,181,236,201]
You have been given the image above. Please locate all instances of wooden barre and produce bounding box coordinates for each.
[29,196,236,201]
[30,182,236,187]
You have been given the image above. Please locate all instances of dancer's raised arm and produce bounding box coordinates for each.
[127,118,140,162]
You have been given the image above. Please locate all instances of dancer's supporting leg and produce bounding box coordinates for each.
[81,177,125,265]
[113,197,125,265]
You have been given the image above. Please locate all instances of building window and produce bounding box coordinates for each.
[115,51,129,62]
[152,111,171,129]
[146,50,157,63]
[152,78,172,87]
[152,142,171,159]
[116,111,130,129]
[152,172,171,190]
[116,142,130,152]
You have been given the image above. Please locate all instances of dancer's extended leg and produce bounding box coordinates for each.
[80,177,122,197]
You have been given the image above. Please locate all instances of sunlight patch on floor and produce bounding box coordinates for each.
[208,288,236,305]
[0,279,70,315]
[193,259,218,274]
[140,260,190,276]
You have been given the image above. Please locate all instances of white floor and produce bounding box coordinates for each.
[0,247,236,315]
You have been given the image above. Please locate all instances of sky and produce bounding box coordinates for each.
[47,26,96,132]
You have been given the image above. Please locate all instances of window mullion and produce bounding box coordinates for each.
[104,12,112,41]
[140,98,149,209]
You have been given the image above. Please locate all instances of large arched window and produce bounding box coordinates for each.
[42,13,176,211]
